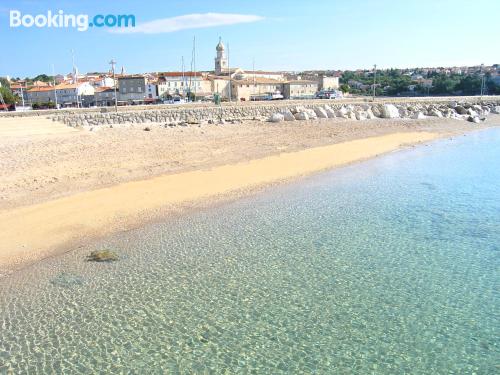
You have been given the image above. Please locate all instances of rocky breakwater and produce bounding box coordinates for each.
[51,100,500,128]
[268,102,500,124]
[52,105,286,128]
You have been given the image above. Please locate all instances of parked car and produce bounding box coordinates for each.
[316,90,343,99]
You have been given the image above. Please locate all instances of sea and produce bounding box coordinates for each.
[0,128,499,374]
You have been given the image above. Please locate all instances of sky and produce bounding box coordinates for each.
[1,0,499,78]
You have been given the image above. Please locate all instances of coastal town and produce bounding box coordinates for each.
[1,38,499,110]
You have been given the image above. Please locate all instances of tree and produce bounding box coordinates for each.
[456,75,481,95]
[32,74,53,83]
[0,87,16,105]
[0,77,10,89]
[340,84,350,94]
[486,79,500,95]
[431,74,460,94]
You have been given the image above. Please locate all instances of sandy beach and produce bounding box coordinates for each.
[0,114,498,273]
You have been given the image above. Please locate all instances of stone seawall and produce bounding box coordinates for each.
[49,98,500,128]
[1,96,499,127]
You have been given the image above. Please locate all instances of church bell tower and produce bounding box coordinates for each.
[214,37,228,75]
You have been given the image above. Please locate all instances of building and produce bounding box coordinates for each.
[231,77,283,101]
[157,72,212,99]
[212,38,286,100]
[319,76,339,90]
[209,76,231,99]
[9,83,27,102]
[283,80,318,99]
[232,69,284,81]
[146,83,158,102]
[32,80,51,88]
[55,82,95,107]
[26,86,56,105]
[94,87,116,106]
[92,76,115,88]
[118,75,147,103]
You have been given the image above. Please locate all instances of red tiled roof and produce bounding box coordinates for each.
[158,72,203,77]
[94,86,115,93]
[27,86,54,92]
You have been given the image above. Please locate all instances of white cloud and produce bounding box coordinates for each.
[110,13,264,34]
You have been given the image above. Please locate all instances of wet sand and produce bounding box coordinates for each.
[0,115,498,273]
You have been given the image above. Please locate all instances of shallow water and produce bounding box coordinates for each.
[1,129,499,374]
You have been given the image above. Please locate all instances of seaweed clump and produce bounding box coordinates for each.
[86,249,119,262]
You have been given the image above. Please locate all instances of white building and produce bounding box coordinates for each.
[56,82,95,107]
[319,76,340,90]
[157,72,211,99]
[93,76,115,88]
[146,83,158,102]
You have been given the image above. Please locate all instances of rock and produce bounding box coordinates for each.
[371,105,382,118]
[467,116,481,123]
[398,108,409,118]
[336,107,349,119]
[492,106,500,114]
[268,113,285,123]
[467,108,478,117]
[294,111,309,120]
[411,111,426,119]
[290,106,306,114]
[86,249,119,262]
[381,104,400,118]
[305,109,318,119]
[455,105,468,115]
[143,126,151,131]
[186,117,200,124]
[323,105,336,118]
[283,111,295,121]
[366,108,376,119]
[428,109,443,117]
[314,107,328,119]
[355,111,367,121]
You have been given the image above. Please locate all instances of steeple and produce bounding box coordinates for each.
[216,36,225,52]
[214,37,228,75]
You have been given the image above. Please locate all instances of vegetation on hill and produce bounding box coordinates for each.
[339,69,500,96]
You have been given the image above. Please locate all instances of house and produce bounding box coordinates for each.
[9,83,28,102]
[92,76,115,88]
[94,87,116,106]
[55,82,95,107]
[319,76,339,90]
[157,72,212,99]
[26,86,56,105]
[32,80,51,87]
[348,80,364,89]
[231,77,283,101]
[54,74,68,84]
[232,69,285,82]
[209,76,231,99]
[146,82,158,102]
[118,75,147,103]
[283,80,318,99]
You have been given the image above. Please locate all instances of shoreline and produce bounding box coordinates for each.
[0,131,453,273]
[0,115,499,275]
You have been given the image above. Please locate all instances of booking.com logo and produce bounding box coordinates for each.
[9,10,136,32]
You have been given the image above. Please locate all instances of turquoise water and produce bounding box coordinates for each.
[1,129,499,374]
